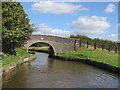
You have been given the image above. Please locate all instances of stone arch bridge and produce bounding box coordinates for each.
[24,34,80,56]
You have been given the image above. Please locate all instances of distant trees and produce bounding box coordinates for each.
[70,35,92,44]
[2,2,33,55]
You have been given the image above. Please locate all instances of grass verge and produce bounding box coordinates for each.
[58,47,119,68]
[1,48,33,68]
[29,46,49,51]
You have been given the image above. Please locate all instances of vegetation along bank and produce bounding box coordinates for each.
[1,2,35,74]
[1,48,35,74]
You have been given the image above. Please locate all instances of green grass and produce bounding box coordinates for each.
[58,47,119,68]
[1,48,33,68]
[29,46,49,51]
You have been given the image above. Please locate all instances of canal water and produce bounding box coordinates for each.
[2,53,120,88]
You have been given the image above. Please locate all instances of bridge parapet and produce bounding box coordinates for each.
[30,34,78,44]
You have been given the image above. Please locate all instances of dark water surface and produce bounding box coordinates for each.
[2,53,120,88]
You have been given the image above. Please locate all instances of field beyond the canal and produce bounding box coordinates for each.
[58,47,119,68]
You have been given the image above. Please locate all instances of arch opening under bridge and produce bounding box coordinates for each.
[27,41,56,57]
[24,34,80,56]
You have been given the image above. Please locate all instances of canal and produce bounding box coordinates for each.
[2,52,120,88]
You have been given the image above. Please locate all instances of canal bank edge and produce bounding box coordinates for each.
[1,54,119,75]
[52,55,120,74]
[1,55,36,76]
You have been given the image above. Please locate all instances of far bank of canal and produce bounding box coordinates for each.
[2,52,120,88]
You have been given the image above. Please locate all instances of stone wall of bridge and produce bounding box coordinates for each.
[24,34,80,55]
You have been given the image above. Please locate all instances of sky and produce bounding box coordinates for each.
[20,1,118,41]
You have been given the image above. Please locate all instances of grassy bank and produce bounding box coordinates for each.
[29,46,49,51]
[1,48,33,68]
[58,47,119,68]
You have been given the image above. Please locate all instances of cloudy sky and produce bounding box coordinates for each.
[21,2,118,41]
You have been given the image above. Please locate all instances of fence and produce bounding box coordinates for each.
[79,39,119,53]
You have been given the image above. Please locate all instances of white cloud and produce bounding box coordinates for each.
[33,24,72,37]
[32,1,89,14]
[71,16,110,35]
[105,3,116,13]
[61,0,80,2]
[108,34,118,41]
[104,33,119,42]
[89,34,118,42]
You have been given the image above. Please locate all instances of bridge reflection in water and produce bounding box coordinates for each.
[2,52,119,88]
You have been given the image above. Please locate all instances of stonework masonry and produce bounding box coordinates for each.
[24,34,80,55]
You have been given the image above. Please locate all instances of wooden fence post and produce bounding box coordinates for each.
[79,39,82,47]
[118,43,120,53]
[109,45,111,52]
[87,42,89,48]
[102,44,104,50]
[115,47,117,53]
[94,42,96,49]
[74,40,77,51]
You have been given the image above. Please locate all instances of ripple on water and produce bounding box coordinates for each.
[2,53,119,88]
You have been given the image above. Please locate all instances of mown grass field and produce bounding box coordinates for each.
[58,47,119,68]
[1,48,33,68]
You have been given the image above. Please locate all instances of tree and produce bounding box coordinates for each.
[2,2,33,55]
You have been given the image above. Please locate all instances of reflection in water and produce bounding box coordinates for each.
[2,53,120,88]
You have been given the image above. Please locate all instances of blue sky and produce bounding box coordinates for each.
[20,2,118,41]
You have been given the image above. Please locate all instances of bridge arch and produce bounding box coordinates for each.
[25,40,57,56]
[24,35,80,56]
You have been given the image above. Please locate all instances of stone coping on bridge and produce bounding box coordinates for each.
[32,34,79,40]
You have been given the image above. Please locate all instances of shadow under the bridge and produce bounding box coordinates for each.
[28,42,55,57]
